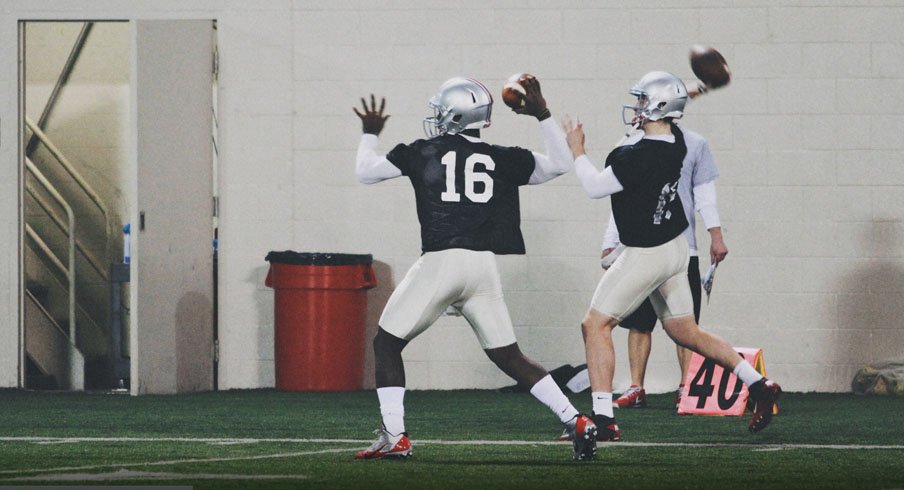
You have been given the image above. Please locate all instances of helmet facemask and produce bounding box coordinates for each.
[423,101,445,138]
[622,95,649,129]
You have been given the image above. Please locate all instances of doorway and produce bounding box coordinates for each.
[19,20,218,394]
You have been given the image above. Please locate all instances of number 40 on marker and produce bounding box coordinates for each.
[677,347,779,417]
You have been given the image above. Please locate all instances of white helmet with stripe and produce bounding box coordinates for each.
[424,77,493,137]
[623,71,688,128]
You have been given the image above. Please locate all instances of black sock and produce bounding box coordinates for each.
[592,413,616,424]
[748,378,767,397]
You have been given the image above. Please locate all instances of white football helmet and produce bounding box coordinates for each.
[423,77,493,137]
[622,71,688,128]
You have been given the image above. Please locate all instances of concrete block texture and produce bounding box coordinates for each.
[1,1,903,392]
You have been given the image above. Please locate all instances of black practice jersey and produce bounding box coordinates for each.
[605,125,689,248]
[386,134,535,254]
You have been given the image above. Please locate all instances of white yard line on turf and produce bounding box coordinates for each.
[1,438,902,480]
[1,436,903,451]
[11,469,308,482]
[1,436,364,444]
[0,447,349,476]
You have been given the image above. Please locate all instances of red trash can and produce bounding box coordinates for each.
[265,252,376,391]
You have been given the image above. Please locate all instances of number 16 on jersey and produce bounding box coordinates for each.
[440,151,495,203]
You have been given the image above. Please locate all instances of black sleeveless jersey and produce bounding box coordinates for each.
[386,134,535,254]
[605,125,689,248]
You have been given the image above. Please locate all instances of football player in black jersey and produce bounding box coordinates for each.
[352,77,597,461]
[565,72,782,446]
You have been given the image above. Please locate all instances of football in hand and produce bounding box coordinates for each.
[502,73,530,109]
[689,46,731,89]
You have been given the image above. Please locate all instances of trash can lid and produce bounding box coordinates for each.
[265,251,373,266]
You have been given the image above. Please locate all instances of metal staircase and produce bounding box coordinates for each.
[24,289,85,390]
[24,120,119,390]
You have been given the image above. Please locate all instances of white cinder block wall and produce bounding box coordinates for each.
[1,1,903,393]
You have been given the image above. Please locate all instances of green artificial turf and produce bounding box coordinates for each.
[0,389,902,489]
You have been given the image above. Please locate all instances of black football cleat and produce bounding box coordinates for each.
[592,414,622,442]
[748,379,782,434]
[567,414,597,461]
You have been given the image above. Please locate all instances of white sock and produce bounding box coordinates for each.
[529,375,580,425]
[377,386,406,435]
[592,392,614,418]
[733,361,764,387]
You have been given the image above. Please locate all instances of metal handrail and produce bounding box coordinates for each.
[25,289,76,347]
[25,223,75,342]
[24,288,84,391]
[25,179,108,281]
[26,255,107,340]
[24,116,111,260]
[26,22,94,156]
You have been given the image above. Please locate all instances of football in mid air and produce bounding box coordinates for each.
[502,73,530,109]
[689,46,731,89]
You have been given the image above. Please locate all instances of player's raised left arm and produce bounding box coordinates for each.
[354,94,401,184]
